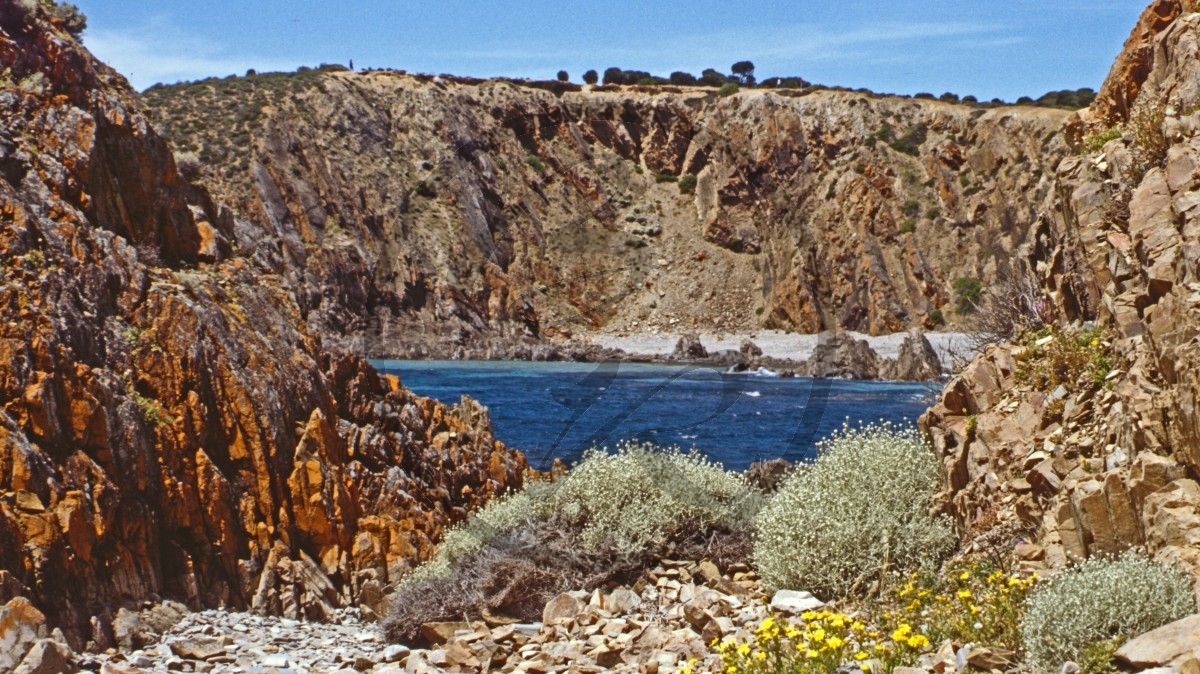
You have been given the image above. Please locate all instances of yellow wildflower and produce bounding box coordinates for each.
[737,643,750,657]
[827,636,846,650]
[907,634,930,649]
[957,589,972,600]
[854,652,869,661]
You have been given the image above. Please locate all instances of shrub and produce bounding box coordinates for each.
[582,69,598,85]
[546,444,763,554]
[953,276,983,315]
[1013,326,1113,391]
[404,442,761,579]
[752,423,954,597]
[51,1,86,38]
[387,443,762,643]
[412,180,436,198]
[900,199,921,217]
[966,267,1050,350]
[1020,551,1195,671]
[654,172,677,183]
[899,218,916,233]
[929,308,944,326]
[890,123,928,156]
[525,153,546,172]
[717,82,740,97]
[556,70,569,82]
[678,174,697,194]
[669,71,697,86]
[925,207,940,220]
[1084,126,1122,154]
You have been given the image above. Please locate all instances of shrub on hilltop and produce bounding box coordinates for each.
[752,423,954,597]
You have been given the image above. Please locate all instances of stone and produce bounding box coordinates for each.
[696,560,722,585]
[768,590,824,615]
[1116,614,1200,667]
[0,597,47,672]
[673,333,708,360]
[169,637,225,660]
[382,644,411,663]
[13,639,75,674]
[965,647,1015,671]
[542,594,584,625]
[419,621,470,646]
[607,588,640,614]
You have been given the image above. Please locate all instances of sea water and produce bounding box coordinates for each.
[373,360,938,471]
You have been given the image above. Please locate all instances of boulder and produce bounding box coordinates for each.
[12,639,75,674]
[745,459,791,492]
[768,590,825,615]
[1116,614,1200,668]
[542,593,583,625]
[0,597,47,672]
[886,330,943,381]
[804,333,880,379]
[673,333,708,360]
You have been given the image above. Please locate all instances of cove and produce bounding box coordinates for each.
[373,360,937,471]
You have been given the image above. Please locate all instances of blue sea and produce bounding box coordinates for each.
[372,360,938,472]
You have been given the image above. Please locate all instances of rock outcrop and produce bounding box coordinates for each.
[921,0,1200,588]
[0,0,529,652]
[140,64,1070,357]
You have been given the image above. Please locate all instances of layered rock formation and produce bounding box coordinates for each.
[140,64,1071,357]
[0,0,529,653]
[922,0,1200,585]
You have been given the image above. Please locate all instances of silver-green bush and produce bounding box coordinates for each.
[403,441,763,584]
[752,422,955,596]
[543,443,764,554]
[1020,550,1196,670]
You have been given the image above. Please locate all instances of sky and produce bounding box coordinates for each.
[74,1,1149,101]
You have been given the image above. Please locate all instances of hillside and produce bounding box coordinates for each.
[922,0,1200,584]
[0,0,529,651]
[139,68,1071,358]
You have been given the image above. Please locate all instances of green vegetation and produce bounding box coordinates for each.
[677,173,697,194]
[925,207,940,220]
[1031,87,1097,110]
[556,70,568,82]
[731,60,756,86]
[889,123,928,157]
[654,172,677,184]
[717,81,740,97]
[582,69,598,85]
[953,276,983,315]
[929,308,945,326]
[386,443,762,642]
[525,153,546,172]
[1014,326,1113,390]
[133,391,174,427]
[1020,551,1194,670]
[412,180,436,198]
[899,218,916,233]
[1084,126,1122,153]
[752,423,954,596]
[900,199,921,218]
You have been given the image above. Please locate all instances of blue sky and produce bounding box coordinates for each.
[76,1,1148,101]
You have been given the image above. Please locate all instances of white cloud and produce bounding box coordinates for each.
[85,17,300,90]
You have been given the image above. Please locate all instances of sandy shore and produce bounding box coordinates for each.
[582,330,974,367]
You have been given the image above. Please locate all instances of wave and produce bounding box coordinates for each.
[745,390,762,397]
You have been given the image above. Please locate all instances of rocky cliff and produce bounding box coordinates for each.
[921,0,1200,586]
[140,64,1071,358]
[0,0,529,650]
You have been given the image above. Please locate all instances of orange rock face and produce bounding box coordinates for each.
[0,2,529,649]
